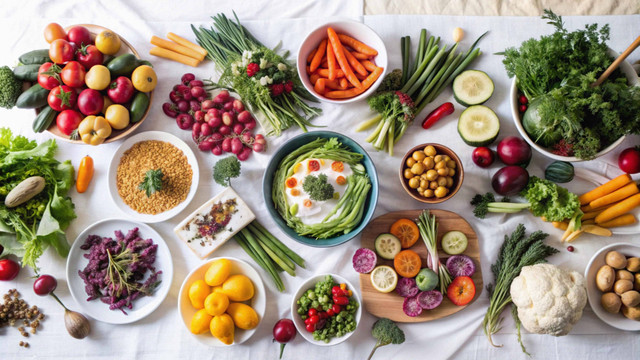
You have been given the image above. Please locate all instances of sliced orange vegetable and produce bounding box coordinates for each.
[309,39,327,73]
[307,160,320,172]
[595,193,640,224]
[331,161,344,172]
[303,199,312,208]
[327,27,361,88]
[589,182,639,209]
[76,155,94,193]
[579,174,632,205]
[390,218,420,248]
[393,250,422,278]
[290,189,300,196]
[337,34,378,56]
[324,66,383,99]
[285,177,297,188]
[336,176,347,185]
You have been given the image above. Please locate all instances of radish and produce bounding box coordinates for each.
[219,125,231,136]
[237,146,252,161]
[237,110,253,123]
[233,99,245,112]
[245,118,256,130]
[177,100,189,113]
[231,137,243,154]
[233,123,244,135]
[201,123,212,137]
[396,277,419,298]
[208,116,222,129]
[191,86,206,98]
[194,110,205,123]
[242,132,252,143]
[223,101,234,112]
[210,132,224,144]
[198,137,215,151]
[446,255,476,277]
[253,142,264,153]
[417,290,443,310]
[222,112,235,126]
[189,80,204,88]
[221,137,232,152]
[201,99,215,110]
[211,145,223,156]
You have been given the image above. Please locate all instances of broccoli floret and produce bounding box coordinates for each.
[302,173,334,201]
[213,156,241,187]
[375,69,403,93]
[0,66,22,109]
[368,318,405,360]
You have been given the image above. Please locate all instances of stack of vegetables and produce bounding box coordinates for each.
[149,33,207,67]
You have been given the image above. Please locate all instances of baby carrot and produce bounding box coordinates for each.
[309,73,320,85]
[344,49,368,76]
[350,51,370,60]
[150,36,204,61]
[307,48,317,63]
[167,32,207,58]
[325,66,383,99]
[361,60,378,72]
[323,78,348,90]
[595,193,640,224]
[316,68,345,78]
[579,174,631,205]
[589,182,639,209]
[337,34,378,56]
[309,39,327,73]
[327,27,361,88]
[339,77,348,89]
[327,42,337,80]
[149,47,200,67]
[314,78,326,95]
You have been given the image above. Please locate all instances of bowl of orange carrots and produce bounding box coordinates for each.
[297,20,387,103]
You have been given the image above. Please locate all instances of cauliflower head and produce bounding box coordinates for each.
[510,263,587,336]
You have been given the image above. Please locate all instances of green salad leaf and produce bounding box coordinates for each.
[0,128,76,269]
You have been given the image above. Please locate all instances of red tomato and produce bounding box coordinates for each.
[446,276,476,306]
[75,45,103,69]
[77,89,104,116]
[56,110,83,136]
[60,61,86,88]
[107,76,134,104]
[67,26,92,46]
[44,23,67,43]
[37,62,61,90]
[48,85,77,111]
[0,258,20,281]
[618,147,640,174]
[49,39,75,64]
[308,160,320,172]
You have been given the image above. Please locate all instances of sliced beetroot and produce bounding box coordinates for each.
[402,295,423,317]
[446,255,476,277]
[352,248,377,274]
[396,277,419,298]
[417,290,443,310]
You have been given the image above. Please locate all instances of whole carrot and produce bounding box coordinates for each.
[595,193,640,224]
[76,155,94,193]
[325,66,383,99]
[344,49,368,76]
[579,174,631,205]
[327,42,337,80]
[327,27,361,88]
[337,34,378,56]
[309,39,327,73]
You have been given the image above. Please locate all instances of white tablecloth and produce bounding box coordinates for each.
[1,2,639,359]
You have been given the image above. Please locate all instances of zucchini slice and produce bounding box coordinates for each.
[458,105,500,146]
[453,70,494,106]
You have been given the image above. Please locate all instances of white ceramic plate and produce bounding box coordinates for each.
[291,274,362,346]
[66,218,173,324]
[178,257,266,346]
[584,243,640,331]
[108,131,199,223]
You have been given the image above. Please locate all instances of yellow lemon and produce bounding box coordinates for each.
[204,292,229,317]
[190,309,213,334]
[205,259,232,287]
[131,65,157,92]
[226,302,259,330]
[188,279,210,309]
[210,313,234,345]
[221,274,254,302]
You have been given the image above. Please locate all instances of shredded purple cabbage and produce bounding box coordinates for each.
[78,227,162,314]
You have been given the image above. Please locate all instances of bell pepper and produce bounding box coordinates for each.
[78,115,112,145]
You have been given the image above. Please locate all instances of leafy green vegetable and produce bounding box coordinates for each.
[213,156,241,187]
[302,174,334,201]
[368,318,405,360]
[138,169,164,197]
[0,128,76,269]
[0,66,22,109]
[482,224,558,348]
[375,69,403,94]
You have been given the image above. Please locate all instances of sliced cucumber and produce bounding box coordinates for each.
[441,231,468,255]
[458,105,500,146]
[453,70,494,106]
[374,233,402,260]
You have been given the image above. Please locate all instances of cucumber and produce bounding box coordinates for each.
[32,106,56,133]
[13,64,41,82]
[374,233,402,260]
[457,105,500,146]
[129,92,149,123]
[106,53,140,77]
[545,161,574,183]
[452,70,494,106]
[18,49,51,65]
[441,231,468,255]
[16,84,49,109]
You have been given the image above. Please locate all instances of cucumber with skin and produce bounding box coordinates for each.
[129,92,149,123]
[457,105,500,146]
[106,54,152,77]
[452,70,494,106]
[18,49,51,65]
[13,64,41,82]
[32,106,57,133]
[16,84,49,109]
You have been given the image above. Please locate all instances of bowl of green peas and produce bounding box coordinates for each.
[291,274,361,345]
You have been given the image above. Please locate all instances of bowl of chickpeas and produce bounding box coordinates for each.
[400,143,463,203]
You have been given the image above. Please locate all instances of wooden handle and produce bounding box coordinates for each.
[592,35,640,87]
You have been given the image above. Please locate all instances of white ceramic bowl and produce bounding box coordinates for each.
[297,20,387,104]
[108,131,199,223]
[66,218,173,324]
[511,48,639,162]
[584,242,640,331]
[291,274,362,346]
[178,257,266,346]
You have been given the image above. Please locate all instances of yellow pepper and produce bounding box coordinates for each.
[78,115,112,146]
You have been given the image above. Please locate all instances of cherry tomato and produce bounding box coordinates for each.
[318,311,328,319]
[49,39,75,64]
[33,274,57,296]
[305,323,315,333]
[56,109,83,136]
[326,309,335,317]
[37,62,61,90]
[48,85,77,111]
[44,23,67,43]
[618,147,640,174]
[332,303,341,314]
[76,45,103,69]
[0,258,20,281]
[308,160,320,172]
[107,76,134,104]
[333,296,349,306]
[77,89,104,116]
[518,104,528,113]
[518,94,528,105]
[331,285,341,296]
[307,315,319,325]
[60,61,86,88]
[307,308,317,317]
[67,26,92,46]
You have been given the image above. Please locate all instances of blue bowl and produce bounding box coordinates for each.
[262,131,379,247]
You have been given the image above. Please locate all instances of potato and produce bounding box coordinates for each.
[614,279,634,295]
[596,265,615,292]
[621,305,640,321]
[636,274,640,291]
[616,269,635,282]
[627,257,640,272]
[605,251,627,269]
[621,290,640,307]
[601,292,622,314]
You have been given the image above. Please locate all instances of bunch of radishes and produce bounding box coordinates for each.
[162,73,266,161]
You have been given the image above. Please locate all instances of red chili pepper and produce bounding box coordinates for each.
[421,102,455,129]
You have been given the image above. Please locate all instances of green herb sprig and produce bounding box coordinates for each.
[138,169,164,197]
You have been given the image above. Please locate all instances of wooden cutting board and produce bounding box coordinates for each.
[359,209,483,323]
